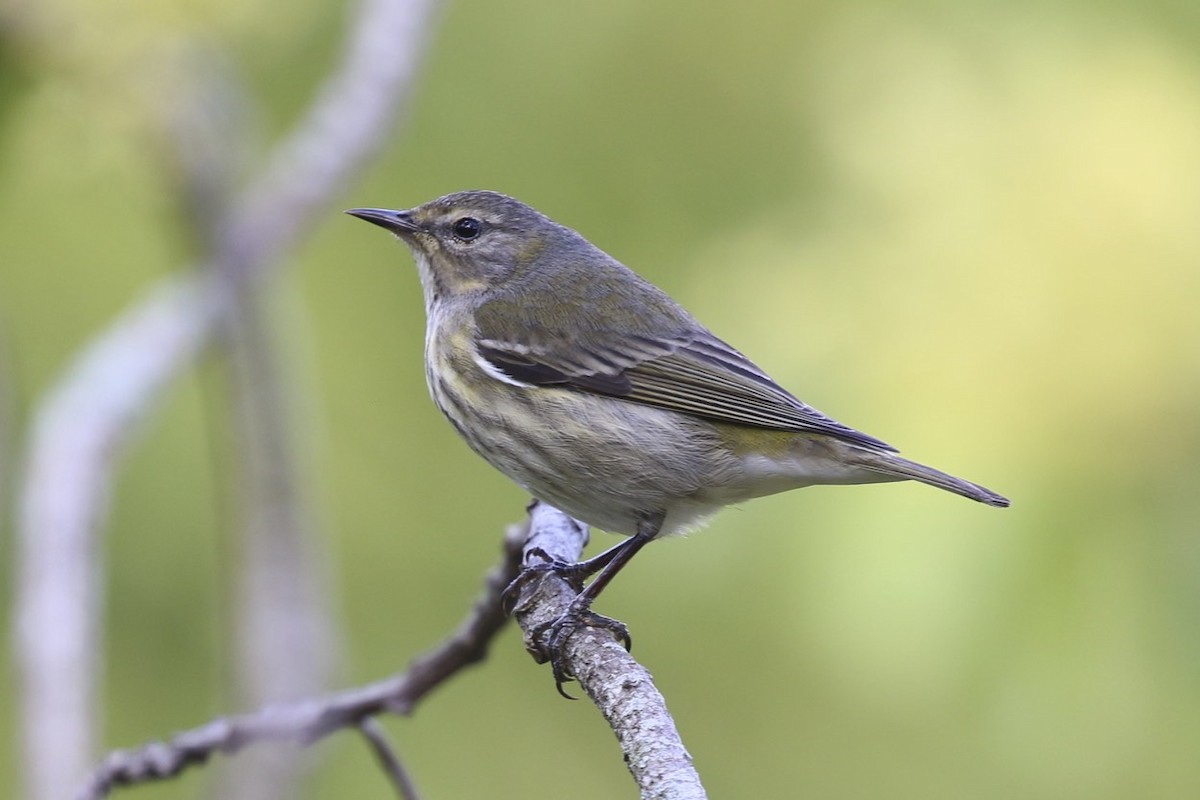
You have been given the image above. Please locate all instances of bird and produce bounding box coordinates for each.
[347,190,1008,692]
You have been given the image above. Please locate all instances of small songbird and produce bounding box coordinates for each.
[348,191,1008,691]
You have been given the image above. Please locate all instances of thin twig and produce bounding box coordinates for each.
[12,2,439,798]
[357,719,421,800]
[72,526,524,800]
[510,502,708,800]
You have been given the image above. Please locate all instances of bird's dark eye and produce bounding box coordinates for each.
[451,217,483,241]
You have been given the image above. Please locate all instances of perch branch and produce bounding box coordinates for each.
[73,524,524,800]
[508,502,708,800]
[75,504,707,799]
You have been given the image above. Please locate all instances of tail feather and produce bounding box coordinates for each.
[846,450,1010,508]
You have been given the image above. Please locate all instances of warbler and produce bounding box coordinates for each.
[348,190,1008,689]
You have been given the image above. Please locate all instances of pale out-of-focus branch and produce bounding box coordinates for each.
[15,278,221,800]
[12,2,440,798]
[510,502,708,800]
[216,291,340,800]
[163,44,342,800]
[73,525,525,800]
[0,321,14,566]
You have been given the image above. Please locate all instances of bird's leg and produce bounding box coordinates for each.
[524,513,663,697]
[502,536,631,610]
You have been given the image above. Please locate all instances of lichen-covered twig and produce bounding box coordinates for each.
[509,502,708,800]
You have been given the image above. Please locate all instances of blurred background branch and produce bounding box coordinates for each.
[0,321,12,556]
[165,49,342,799]
[215,275,340,798]
[12,1,439,798]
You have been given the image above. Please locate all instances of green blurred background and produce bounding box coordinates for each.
[3,0,1200,797]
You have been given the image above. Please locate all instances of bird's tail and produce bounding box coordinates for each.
[844,448,1010,507]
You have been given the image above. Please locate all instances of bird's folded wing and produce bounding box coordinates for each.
[475,328,895,452]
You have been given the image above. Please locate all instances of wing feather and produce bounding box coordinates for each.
[476,322,895,452]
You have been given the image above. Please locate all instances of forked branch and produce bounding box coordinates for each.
[76,505,705,800]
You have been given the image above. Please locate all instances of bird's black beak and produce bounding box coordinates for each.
[345,207,421,235]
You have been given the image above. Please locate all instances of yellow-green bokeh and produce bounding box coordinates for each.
[2,0,1199,797]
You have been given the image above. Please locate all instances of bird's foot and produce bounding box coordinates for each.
[502,545,635,697]
[501,547,594,613]
[530,600,632,699]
